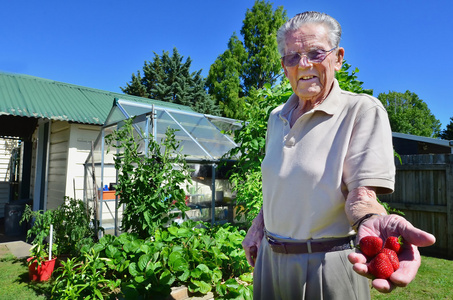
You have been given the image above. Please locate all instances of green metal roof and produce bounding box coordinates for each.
[0,71,194,125]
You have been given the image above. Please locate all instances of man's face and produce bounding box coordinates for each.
[282,23,344,103]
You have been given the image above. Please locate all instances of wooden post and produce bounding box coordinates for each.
[91,141,98,237]
[446,162,453,258]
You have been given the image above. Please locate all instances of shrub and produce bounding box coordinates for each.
[105,118,192,238]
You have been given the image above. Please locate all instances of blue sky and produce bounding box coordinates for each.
[1,0,452,130]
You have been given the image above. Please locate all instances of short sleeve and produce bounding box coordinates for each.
[343,102,395,194]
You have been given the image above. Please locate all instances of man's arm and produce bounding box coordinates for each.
[345,187,436,293]
[242,208,264,267]
[344,186,387,230]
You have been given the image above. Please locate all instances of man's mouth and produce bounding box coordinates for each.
[300,76,315,80]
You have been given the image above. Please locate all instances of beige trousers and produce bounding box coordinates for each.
[253,237,370,300]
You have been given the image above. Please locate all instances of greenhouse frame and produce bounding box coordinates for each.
[83,98,242,236]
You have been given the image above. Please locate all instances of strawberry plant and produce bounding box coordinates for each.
[51,221,253,299]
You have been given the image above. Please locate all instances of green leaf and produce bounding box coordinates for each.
[94,289,103,299]
[191,279,212,294]
[106,244,120,259]
[159,269,176,286]
[239,272,254,283]
[168,251,188,272]
[225,278,240,289]
[212,269,223,283]
[197,263,210,273]
[128,262,139,277]
[138,254,152,271]
[191,267,203,279]
[178,269,190,282]
[167,226,178,236]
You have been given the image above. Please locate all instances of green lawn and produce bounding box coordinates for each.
[0,246,51,299]
[1,244,452,299]
[370,255,453,300]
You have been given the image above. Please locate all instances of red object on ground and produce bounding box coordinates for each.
[27,257,57,282]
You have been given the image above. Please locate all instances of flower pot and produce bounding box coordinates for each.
[27,257,57,282]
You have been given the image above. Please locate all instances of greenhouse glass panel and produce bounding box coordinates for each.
[84,98,242,236]
[155,109,213,159]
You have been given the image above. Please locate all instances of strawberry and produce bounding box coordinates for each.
[368,252,394,279]
[359,236,383,258]
[380,248,400,271]
[384,236,403,254]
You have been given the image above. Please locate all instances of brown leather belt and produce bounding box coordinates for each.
[266,234,356,254]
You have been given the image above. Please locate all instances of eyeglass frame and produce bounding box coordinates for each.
[281,47,337,67]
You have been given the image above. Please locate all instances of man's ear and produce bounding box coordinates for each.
[334,47,345,71]
[281,60,288,77]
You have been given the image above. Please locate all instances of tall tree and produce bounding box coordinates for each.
[205,34,248,120]
[206,0,287,120]
[122,48,220,115]
[240,1,286,92]
[378,90,441,137]
[440,117,453,140]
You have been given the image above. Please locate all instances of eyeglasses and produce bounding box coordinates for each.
[281,47,337,67]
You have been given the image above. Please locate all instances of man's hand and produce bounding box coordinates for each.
[348,214,436,293]
[242,209,264,267]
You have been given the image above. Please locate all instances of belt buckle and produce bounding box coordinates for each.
[267,236,288,254]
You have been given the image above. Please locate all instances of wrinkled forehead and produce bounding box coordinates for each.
[285,24,331,51]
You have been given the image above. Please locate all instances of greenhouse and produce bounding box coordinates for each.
[83,98,242,236]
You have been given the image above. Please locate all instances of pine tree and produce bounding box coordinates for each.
[121,48,220,115]
[121,71,148,98]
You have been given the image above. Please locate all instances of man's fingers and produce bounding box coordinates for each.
[348,252,367,264]
[391,215,436,247]
[372,278,395,293]
[243,245,258,267]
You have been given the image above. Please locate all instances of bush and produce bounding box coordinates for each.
[53,197,100,257]
[105,118,192,238]
[20,197,100,263]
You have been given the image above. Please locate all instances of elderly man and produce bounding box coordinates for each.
[242,11,436,299]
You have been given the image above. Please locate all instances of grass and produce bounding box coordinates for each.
[0,244,452,299]
[0,245,51,300]
[370,255,453,300]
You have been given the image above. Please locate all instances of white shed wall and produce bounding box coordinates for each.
[65,124,101,201]
[46,121,70,210]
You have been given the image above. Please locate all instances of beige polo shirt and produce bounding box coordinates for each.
[262,79,395,240]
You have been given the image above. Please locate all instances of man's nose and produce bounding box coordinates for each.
[298,55,312,68]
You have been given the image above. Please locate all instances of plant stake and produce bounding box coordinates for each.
[49,224,53,260]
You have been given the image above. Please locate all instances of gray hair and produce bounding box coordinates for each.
[277,11,342,56]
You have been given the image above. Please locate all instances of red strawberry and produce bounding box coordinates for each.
[384,236,403,254]
[380,248,400,271]
[368,252,394,279]
[359,236,383,258]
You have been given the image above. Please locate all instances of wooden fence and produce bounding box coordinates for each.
[379,154,453,259]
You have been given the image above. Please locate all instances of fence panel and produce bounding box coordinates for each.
[378,154,453,258]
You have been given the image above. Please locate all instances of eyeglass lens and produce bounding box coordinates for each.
[282,48,335,67]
